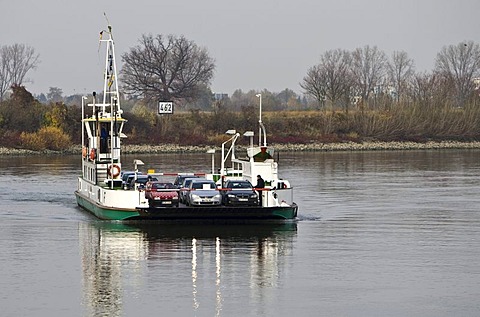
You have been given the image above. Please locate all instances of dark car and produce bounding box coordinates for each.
[145,181,179,207]
[127,175,158,190]
[173,174,202,188]
[122,171,143,187]
[221,180,259,206]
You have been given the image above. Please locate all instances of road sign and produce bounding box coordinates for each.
[158,101,174,114]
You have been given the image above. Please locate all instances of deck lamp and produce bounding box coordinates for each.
[207,149,216,174]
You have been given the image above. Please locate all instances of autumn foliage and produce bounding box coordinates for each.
[0,86,78,150]
[20,126,71,151]
[1,85,480,152]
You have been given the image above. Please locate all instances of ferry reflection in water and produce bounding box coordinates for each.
[79,222,148,316]
[79,221,297,316]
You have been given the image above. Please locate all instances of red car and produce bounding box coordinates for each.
[145,181,179,207]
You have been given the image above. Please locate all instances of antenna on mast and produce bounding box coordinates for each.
[104,12,110,25]
[104,12,113,40]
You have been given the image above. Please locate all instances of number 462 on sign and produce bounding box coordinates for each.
[158,102,174,114]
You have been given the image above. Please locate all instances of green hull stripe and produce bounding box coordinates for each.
[75,191,140,220]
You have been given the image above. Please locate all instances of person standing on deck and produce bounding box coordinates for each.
[255,175,265,206]
[100,126,108,153]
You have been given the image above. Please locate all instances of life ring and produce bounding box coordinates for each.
[82,146,87,158]
[89,148,96,161]
[107,164,121,178]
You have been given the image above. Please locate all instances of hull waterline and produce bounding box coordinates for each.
[76,189,297,221]
[137,203,298,220]
[75,191,141,220]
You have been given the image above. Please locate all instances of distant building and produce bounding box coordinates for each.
[473,77,480,90]
[214,93,228,101]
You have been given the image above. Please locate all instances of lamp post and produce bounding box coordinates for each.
[206,149,216,175]
[256,94,262,146]
[256,93,267,147]
[133,159,144,182]
[133,159,144,203]
[81,96,88,176]
[255,93,262,122]
[221,130,239,177]
[81,96,87,144]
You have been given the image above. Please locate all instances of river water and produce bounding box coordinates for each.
[0,150,479,316]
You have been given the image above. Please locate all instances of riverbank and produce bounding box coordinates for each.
[2,140,480,156]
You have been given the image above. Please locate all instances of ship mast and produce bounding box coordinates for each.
[80,18,126,188]
[100,22,121,113]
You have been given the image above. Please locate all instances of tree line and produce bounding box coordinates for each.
[1,34,480,151]
[301,42,480,111]
[2,84,480,151]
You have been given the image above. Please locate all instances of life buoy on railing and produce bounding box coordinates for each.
[89,148,96,161]
[82,146,87,159]
[107,164,121,178]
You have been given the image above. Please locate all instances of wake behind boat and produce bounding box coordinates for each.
[74,23,298,221]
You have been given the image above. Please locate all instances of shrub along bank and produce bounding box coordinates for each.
[2,86,480,152]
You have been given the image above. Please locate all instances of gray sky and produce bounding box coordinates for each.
[1,0,479,96]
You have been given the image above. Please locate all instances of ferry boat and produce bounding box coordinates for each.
[74,23,298,221]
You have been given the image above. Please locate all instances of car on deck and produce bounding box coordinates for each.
[173,174,202,188]
[185,179,222,206]
[127,175,158,190]
[221,180,259,206]
[179,177,205,204]
[121,171,143,187]
[145,181,179,207]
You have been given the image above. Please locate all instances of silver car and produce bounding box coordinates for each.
[179,177,205,204]
[185,179,222,206]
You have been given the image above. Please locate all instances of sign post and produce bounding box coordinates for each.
[158,101,174,114]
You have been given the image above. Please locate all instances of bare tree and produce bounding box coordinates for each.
[435,41,480,107]
[410,71,439,106]
[121,34,215,105]
[300,64,327,109]
[351,45,388,104]
[388,51,415,102]
[320,49,353,109]
[0,44,39,101]
[0,48,10,101]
